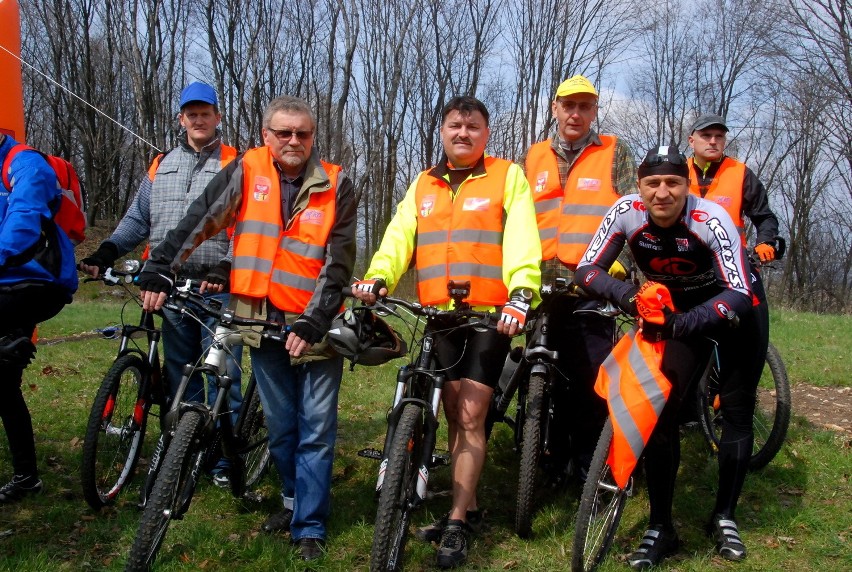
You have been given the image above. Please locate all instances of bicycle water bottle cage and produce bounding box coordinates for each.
[0,335,37,368]
[447,280,471,308]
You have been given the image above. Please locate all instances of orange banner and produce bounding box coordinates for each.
[0,0,25,141]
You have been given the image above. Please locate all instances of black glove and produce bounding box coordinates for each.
[291,318,324,344]
[205,260,231,289]
[137,266,176,294]
[640,306,678,342]
[617,284,640,316]
[80,241,120,275]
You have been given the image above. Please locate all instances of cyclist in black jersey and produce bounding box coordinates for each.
[574,145,769,569]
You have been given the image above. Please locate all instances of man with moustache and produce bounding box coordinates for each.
[137,96,357,561]
[352,95,541,568]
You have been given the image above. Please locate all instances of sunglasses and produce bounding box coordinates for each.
[267,127,314,141]
[641,151,687,168]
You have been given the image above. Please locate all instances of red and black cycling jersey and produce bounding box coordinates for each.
[575,194,761,338]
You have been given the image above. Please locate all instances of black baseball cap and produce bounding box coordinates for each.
[690,114,728,133]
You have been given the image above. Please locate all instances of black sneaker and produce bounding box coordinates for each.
[627,525,680,570]
[0,475,43,504]
[436,519,471,569]
[706,514,747,561]
[295,537,326,561]
[261,508,294,533]
[415,509,483,543]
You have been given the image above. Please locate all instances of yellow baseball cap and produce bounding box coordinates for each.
[554,75,598,100]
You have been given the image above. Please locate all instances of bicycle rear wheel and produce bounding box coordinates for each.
[515,371,546,538]
[571,419,628,572]
[231,373,271,496]
[125,410,206,572]
[370,403,424,571]
[81,354,149,510]
[698,342,791,470]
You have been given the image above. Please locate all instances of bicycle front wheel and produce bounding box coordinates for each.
[698,342,791,470]
[571,419,628,572]
[81,354,149,510]
[125,410,206,572]
[370,403,424,571]
[231,373,271,496]
[515,371,546,538]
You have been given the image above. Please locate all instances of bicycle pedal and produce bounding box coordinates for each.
[358,448,384,461]
[429,453,450,468]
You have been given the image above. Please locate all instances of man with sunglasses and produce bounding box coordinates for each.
[575,145,769,568]
[136,96,358,561]
[524,75,637,484]
[688,114,780,262]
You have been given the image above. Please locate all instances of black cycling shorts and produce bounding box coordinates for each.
[430,318,510,388]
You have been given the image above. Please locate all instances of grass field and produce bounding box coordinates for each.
[1,293,850,571]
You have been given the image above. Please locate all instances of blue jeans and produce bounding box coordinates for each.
[161,292,243,421]
[250,341,343,541]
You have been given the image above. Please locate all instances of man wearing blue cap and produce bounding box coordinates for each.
[80,82,242,485]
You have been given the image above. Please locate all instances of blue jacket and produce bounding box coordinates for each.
[0,135,78,297]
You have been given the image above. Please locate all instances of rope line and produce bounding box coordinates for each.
[0,42,163,153]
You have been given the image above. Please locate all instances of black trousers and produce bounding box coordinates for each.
[0,283,69,477]
[645,297,770,527]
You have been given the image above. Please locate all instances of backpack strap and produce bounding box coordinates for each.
[2,143,32,190]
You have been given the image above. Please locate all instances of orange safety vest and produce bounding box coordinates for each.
[231,147,340,313]
[595,281,675,489]
[141,144,238,259]
[413,156,510,306]
[687,156,746,239]
[594,328,672,489]
[527,135,620,269]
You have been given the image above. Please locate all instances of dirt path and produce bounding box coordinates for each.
[783,383,852,434]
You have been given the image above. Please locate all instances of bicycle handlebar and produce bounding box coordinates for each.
[165,287,290,341]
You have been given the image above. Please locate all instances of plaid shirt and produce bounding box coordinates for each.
[540,131,637,284]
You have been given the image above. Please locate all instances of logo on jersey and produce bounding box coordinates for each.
[706,217,744,289]
[253,176,272,201]
[583,270,598,285]
[419,195,435,218]
[583,199,632,261]
[462,197,491,211]
[632,200,646,211]
[642,232,659,243]
[676,237,689,252]
[577,177,601,191]
[535,172,548,193]
[691,209,709,222]
[714,301,732,319]
[300,209,325,225]
[649,257,697,275]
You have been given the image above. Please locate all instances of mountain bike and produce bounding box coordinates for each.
[125,287,278,572]
[697,341,790,470]
[572,331,792,571]
[357,281,494,571]
[489,278,621,538]
[80,260,170,510]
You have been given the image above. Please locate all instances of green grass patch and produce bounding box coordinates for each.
[0,302,849,570]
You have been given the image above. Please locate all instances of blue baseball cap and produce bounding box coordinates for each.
[179,82,218,108]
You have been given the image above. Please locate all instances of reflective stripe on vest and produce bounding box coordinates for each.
[232,147,339,312]
[688,157,746,239]
[527,136,620,268]
[413,156,510,306]
[594,328,671,489]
